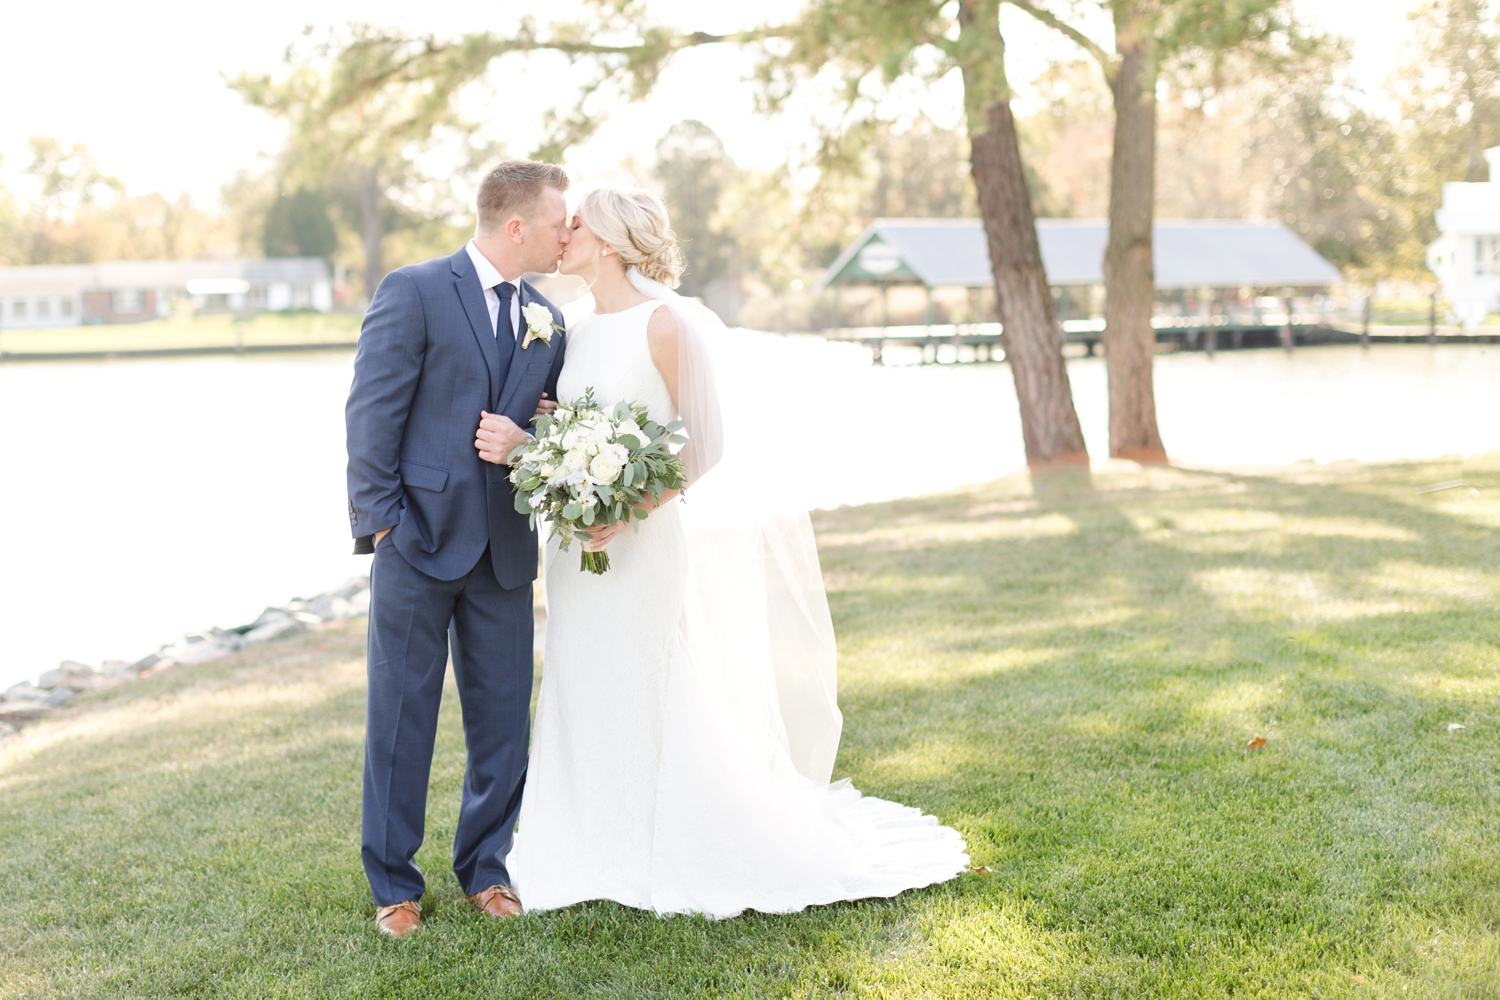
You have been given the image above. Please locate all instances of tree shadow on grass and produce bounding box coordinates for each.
[815,458,1500,994]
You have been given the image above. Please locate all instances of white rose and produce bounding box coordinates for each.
[589,452,624,484]
[562,428,585,451]
[615,419,643,443]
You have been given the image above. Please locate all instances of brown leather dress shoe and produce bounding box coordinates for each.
[375,900,421,938]
[467,884,523,918]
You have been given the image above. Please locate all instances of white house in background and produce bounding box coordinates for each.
[1428,146,1500,327]
[0,257,333,330]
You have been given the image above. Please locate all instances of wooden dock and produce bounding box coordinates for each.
[820,321,1500,364]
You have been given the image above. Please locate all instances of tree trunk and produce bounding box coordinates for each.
[958,0,1088,467]
[1102,9,1168,463]
[359,165,386,303]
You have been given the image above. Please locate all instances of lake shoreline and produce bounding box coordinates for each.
[0,341,359,362]
[0,574,373,742]
[3,341,1497,693]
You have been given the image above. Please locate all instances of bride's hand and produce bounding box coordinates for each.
[580,521,629,551]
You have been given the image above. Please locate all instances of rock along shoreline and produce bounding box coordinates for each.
[0,576,372,742]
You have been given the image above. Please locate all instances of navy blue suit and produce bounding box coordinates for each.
[346,246,565,906]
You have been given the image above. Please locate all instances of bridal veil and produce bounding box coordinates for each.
[626,267,843,786]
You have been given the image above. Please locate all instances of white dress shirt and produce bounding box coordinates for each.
[465,239,522,340]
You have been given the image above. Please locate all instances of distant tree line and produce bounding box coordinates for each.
[0,138,231,266]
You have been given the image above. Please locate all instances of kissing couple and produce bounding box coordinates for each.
[345,159,968,937]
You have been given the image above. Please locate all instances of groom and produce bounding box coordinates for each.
[345,160,570,938]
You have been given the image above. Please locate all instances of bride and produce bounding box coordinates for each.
[506,188,967,918]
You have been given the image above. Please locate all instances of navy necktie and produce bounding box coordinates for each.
[495,282,516,342]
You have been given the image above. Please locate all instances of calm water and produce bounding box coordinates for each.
[2,340,1497,690]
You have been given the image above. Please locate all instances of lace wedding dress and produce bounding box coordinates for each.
[507,288,967,919]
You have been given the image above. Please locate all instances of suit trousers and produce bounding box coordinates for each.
[361,532,534,906]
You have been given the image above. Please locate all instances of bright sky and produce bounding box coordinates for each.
[0,0,1422,209]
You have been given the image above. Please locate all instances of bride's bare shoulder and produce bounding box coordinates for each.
[646,303,679,361]
[645,304,680,395]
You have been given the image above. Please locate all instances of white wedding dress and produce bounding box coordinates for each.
[507,291,967,919]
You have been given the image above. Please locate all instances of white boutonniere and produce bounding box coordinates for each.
[521,301,560,349]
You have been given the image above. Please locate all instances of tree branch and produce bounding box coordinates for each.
[470,25,793,60]
[1005,0,1114,69]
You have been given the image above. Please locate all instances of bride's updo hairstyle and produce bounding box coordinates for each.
[577,188,685,289]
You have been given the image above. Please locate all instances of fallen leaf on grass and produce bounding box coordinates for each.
[1246,736,1267,750]
[966,865,991,874]
[1448,723,1466,732]
[1432,679,1441,686]
[1352,974,1367,985]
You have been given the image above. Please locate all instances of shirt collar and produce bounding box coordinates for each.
[465,239,522,293]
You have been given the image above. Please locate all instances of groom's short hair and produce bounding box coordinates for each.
[477,160,569,235]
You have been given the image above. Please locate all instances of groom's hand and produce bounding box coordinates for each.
[476,411,528,464]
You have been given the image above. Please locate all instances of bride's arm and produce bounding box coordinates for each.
[646,305,680,408]
[643,305,681,511]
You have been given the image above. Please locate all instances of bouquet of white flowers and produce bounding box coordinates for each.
[509,388,688,574]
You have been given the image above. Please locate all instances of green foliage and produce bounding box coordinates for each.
[229,25,499,297]
[1018,42,1422,280]
[21,136,124,215]
[2,459,1498,996]
[1381,0,1500,278]
[653,120,738,298]
[1393,0,1500,183]
[261,189,340,261]
[1015,61,1114,218]
[1247,62,1411,274]
[864,115,978,220]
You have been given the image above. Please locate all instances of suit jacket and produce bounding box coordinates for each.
[345,247,567,588]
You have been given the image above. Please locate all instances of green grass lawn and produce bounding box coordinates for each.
[0,312,361,356]
[2,458,1497,998]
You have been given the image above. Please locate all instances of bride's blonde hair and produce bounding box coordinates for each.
[577,188,684,289]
